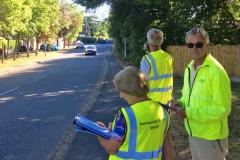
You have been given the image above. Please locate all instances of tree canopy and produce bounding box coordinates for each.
[0,0,84,43]
[82,16,109,38]
[74,0,240,65]
[59,3,84,41]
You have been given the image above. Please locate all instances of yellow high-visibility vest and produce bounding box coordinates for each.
[180,54,231,140]
[109,100,170,160]
[145,50,173,104]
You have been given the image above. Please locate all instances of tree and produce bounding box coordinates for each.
[75,0,240,63]
[82,16,109,38]
[0,0,29,60]
[30,0,61,52]
[46,0,61,42]
[0,0,25,35]
[19,0,35,56]
[59,3,84,47]
[66,4,84,41]
[73,0,110,9]
[95,20,109,38]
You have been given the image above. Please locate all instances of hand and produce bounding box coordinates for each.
[176,107,186,120]
[168,100,178,110]
[97,121,106,128]
[168,99,182,111]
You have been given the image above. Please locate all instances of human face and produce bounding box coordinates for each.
[186,33,208,67]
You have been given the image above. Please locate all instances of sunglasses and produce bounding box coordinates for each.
[186,42,204,48]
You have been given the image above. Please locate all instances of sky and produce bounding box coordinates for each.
[67,0,110,21]
[87,3,110,21]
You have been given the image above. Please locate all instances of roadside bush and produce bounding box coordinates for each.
[78,37,97,44]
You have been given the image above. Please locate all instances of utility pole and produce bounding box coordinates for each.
[61,0,66,48]
[85,17,91,37]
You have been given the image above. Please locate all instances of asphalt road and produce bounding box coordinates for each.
[63,46,126,160]
[0,43,115,160]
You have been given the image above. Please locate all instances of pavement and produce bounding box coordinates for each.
[0,48,74,77]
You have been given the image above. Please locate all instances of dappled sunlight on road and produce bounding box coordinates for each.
[17,117,27,120]
[16,115,65,122]
[40,90,76,97]
[0,96,15,104]
[30,118,41,122]
[24,93,38,97]
[22,90,76,98]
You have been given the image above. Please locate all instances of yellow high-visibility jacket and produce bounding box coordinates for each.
[180,54,231,140]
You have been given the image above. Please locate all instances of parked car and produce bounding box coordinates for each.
[75,41,84,49]
[84,45,97,55]
[40,44,47,51]
[51,44,60,51]
[96,39,106,44]
[19,44,27,52]
[106,39,113,43]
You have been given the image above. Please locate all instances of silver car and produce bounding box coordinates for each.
[84,45,97,55]
[76,41,84,49]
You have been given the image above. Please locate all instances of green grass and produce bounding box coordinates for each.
[0,40,16,49]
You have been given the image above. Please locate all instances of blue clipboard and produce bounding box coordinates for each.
[73,114,119,140]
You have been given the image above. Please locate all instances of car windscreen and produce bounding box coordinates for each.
[87,46,95,49]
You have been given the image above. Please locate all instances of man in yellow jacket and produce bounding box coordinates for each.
[140,28,173,105]
[140,28,174,159]
[171,27,231,160]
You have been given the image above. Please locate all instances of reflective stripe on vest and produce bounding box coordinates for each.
[146,54,173,93]
[149,86,173,93]
[116,107,163,159]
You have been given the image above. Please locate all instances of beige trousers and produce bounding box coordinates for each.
[189,136,228,160]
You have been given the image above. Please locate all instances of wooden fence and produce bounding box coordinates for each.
[167,45,240,77]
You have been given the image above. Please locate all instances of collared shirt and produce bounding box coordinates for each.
[140,57,150,77]
[190,64,201,89]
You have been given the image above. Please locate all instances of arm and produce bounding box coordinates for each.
[140,56,150,77]
[186,69,231,122]
[163,130,173,160]
[96,122,123,154]
[98,111,126,154]
[97,136,123,154]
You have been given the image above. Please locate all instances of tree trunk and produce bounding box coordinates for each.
[6,39,9,59]
[162,0,170,19]
[36,36,39,56]
[3,43,6,59]
[27,34,30,57]
[16,34,20,57]
[13,34,18,60]
[1,42,4,63]
[63,37,66,48]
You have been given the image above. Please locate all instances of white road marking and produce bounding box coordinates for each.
[0,87,20,96]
